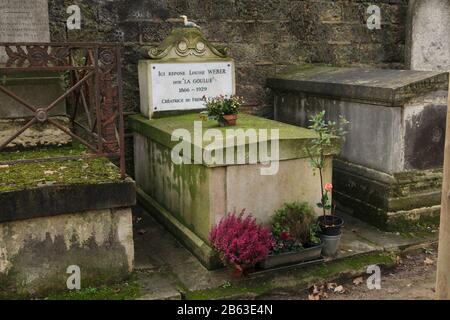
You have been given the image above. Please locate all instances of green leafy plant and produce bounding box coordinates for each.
[200,95,243,122]
[271,202,321,254]
[305,111,349,218]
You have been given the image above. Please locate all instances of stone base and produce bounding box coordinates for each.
[333,159,441,231]
[0,208,134,299]
[0,152,136,298]
[130,113,339,269]
[0,116,72,149]
[137,188,221,270]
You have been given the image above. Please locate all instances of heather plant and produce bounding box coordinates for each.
[209,209,274,273]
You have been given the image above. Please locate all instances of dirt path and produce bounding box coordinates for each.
[260,247,438,300]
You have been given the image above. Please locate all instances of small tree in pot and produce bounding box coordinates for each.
[306,111,348,256]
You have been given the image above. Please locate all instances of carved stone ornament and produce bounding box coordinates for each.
[141,28,229,60]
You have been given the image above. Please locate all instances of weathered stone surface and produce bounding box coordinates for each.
[406,0,450,71]
[131,113,338,268]
[0,179,136,223]
[0,0,50,61]
[270,64,448,230]
[0,2,68,148]
[268,65,448,107]
[0,117,71,149]
[334,159,442,230]
[47,0,408,118]
[0,208,134,299]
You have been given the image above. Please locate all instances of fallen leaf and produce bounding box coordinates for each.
[334,285,346,294]
[424,257,434,265]
[309,284,328,300]
[44,170,56,175]
[138,229,147,235]
[308,294,320,300]
[353,277,364,285]
[327,282,338,290]
[37,181,56,187]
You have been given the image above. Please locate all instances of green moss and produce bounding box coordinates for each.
[45,281,140,300]
[0,146,122,192]
[0,144,86,161]
[185,252,395,300]
[129,113,340,163]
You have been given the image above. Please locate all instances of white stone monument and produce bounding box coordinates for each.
[138,28,235,118]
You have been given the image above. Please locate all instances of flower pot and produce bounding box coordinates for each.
[220,114,238,126]
[259,242,324,269]
[229,263,253,278]
[319,233,342,257]
[317,215,344,236]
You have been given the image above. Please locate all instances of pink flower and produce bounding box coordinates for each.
[280,231,291,240]
[324,183,333,191]
[209,210,274,270]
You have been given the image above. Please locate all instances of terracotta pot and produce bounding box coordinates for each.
[220,114,238,126]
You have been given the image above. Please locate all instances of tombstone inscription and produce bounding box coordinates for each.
[0,0,69,149]
[139,28,235,118]
[0,0,50,61]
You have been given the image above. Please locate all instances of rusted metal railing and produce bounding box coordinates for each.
[0,42,126,178]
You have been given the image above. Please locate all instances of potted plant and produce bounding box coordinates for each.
[201,95,242,126]
[260,202,323,269]
[209,209,273,277]
[306,111,349,257]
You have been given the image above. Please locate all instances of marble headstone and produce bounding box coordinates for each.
[0,0,69,148]
[0,0,50,61]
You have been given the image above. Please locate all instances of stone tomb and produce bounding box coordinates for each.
[131,29,340,269]
[268,65,448,230]
[0,0,69,149]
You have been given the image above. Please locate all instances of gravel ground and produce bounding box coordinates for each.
[260,247,438,300]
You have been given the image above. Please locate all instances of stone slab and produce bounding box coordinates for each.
[0,179,136,223]
[143,60,235,112]
[267,64,448,106]
[0,0,50,62]
[128,113,340,165]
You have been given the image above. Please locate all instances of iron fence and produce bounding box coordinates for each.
[0,42,126,178]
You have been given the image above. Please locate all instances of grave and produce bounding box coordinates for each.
[130,28,340,269]
[0,0,70,148]
[268,64,448,230]
[0,2,135,298]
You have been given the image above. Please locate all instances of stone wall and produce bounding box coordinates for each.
[48,0,408,118]
[0,208,134,299]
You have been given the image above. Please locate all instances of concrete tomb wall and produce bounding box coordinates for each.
[269,65,448,230]
[0,208,134,299]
